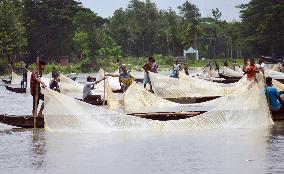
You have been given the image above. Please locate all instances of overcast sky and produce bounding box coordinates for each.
[78,0,250,21]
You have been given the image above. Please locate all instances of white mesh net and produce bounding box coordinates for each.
[223,67,243,77]
[149,72,247,98]
[43,80,273,132]
[11,71,22,85]
[265,69,284,79]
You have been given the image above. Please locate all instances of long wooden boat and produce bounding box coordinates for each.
[219,73,241,80]
[5,86,26,93]
[2,79,11,84]
[1,111,283,128]
[76,95,107,106]
[213,78,240,84]
[166,96,219,104]
[0,115,44,128]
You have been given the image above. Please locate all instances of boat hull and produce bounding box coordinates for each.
[2,79,11,84]
[5,86,26,93]
[0,112,283,128]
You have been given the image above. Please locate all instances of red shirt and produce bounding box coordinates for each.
[245,65,259,80]
[30,71,41,95]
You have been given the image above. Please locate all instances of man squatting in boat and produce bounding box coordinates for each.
[83,76,106,102]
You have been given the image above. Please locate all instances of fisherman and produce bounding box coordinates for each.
[30,60,47,117]
[108,65,135,92]
[245,58,259,80]
[51,67,58,78]
[152,59,158,73]
[224,60,228,67]
[266,77,284,112]
[117,58,123,74]
[142,57,154,92]
[258,59,266,73]
[49,73,60,92]
[171,60,180,78]
[83,76,106,101]
[214,61,219,72]
[242,58,250,74]
[21,65,28,89]
[184,63,189,75]
[233,60,238,71]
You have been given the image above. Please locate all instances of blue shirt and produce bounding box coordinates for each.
[266,86,281,111]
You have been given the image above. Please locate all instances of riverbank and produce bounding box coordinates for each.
[0,58,244,75]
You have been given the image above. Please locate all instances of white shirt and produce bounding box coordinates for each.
[173,64,180,71]
[83,82,96,99]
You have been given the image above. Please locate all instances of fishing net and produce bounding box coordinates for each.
[223,67,243,77]
[59,73,104,98]
[122,77,258,113]
[105,80,122,110]
[235,66,244,74]
[43,80,273,132]
[265,69,284,79]
[123,82,179,113]
[11,71,22,85]
[149,72,247,98]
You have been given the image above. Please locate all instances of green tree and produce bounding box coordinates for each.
[0,0,26,65]
[178,1,201,49]
[23,0,81,63]
[239,0,284,56]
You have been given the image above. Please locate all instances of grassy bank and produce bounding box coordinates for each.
[0,57,244,75]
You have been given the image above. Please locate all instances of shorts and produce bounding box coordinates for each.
[32,93,44,111]
[143,72,151,85]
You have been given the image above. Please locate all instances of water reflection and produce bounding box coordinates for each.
[32,129,46,171]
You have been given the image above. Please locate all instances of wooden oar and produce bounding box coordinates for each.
[34,56,39,129]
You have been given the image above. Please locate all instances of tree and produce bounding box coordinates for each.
[212,8,222,21]
[239,0,284,56]
[0,0,26,64]
[23,0,81,63]
[178,1,201,49]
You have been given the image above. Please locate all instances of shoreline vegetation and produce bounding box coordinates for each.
[1,57,244,76]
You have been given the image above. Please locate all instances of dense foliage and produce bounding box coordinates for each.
[0,0,283,74]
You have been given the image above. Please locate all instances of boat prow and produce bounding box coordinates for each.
[2,79,11,84]
[0,114,44,128]
[5,86,26,93]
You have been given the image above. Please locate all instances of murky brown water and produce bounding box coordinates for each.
[1,76,284,174]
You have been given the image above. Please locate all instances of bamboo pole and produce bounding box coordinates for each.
[103,70,106,106]
[33,56,39,129]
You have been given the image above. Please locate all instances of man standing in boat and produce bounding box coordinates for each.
[142,57,154,92]
[30,60,47,117]
[245,58,259,80]
[21,65,28,89]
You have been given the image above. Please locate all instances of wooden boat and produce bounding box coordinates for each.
[2,79,11,84]
[0,114,44,128]
[166,96,219,104]
[219,73,241,80]
[5,86,26,93]
[213,78,240,84]
[128,111,205,121]
[76,95,107,106]
[1,111,283,128]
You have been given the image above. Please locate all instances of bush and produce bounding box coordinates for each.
[0,59,9,75]
[80,58,91,73]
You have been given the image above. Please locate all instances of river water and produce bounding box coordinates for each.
[1,76,284,174]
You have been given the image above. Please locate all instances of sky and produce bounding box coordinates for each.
[78,0,250,21]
